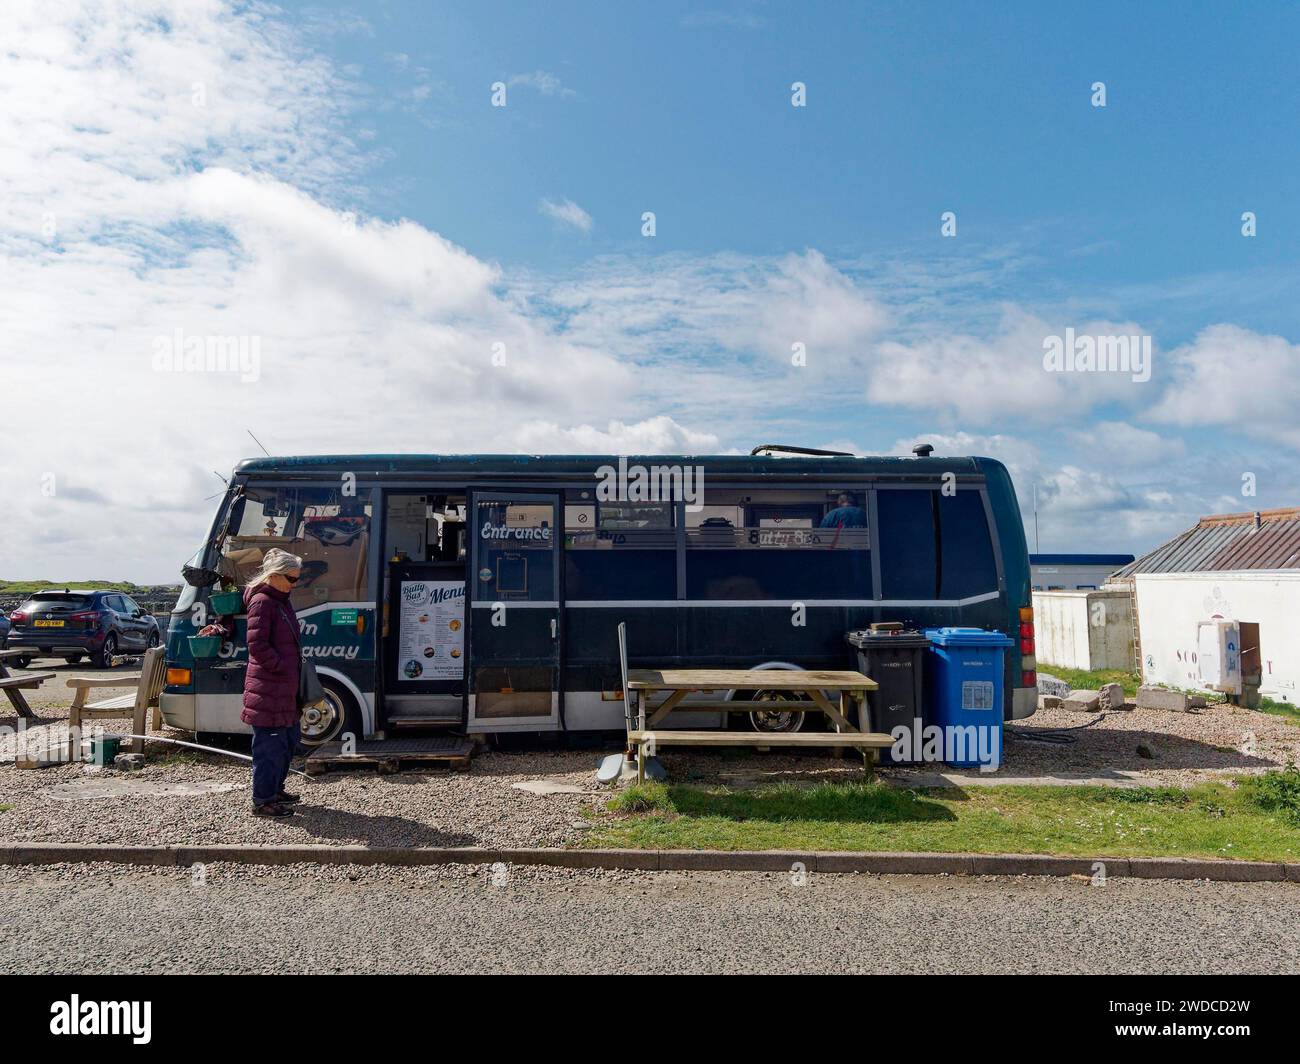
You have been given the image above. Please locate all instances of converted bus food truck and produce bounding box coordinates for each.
[159,448,1036,745]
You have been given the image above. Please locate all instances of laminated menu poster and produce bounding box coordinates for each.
[396,580,465,682]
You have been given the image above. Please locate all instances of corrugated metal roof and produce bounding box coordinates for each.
[1113,507,1300,577]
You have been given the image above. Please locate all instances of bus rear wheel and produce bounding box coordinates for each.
[744,690,806,734]
[298,679,361,749]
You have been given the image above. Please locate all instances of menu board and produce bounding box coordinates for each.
[396,579,465,682]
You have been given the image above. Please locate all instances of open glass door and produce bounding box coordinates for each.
[467,491,561,731]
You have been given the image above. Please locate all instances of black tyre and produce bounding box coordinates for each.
[147,631,160,649]
[11,655,32,669]
[298,678,362,748]
[96,634,118,669]
[63,655,84,665]
[745,689,808,734]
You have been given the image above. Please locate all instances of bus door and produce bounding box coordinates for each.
[467,491,562,731]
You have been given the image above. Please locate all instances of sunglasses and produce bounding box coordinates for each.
[282,574,300,585]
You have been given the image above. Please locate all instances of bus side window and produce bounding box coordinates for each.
[938,490,998,598]
[878,488,998,600]
[877,489,938,598]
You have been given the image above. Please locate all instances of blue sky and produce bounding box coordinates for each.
[328,1,1299,300]
[3,0,1300,579]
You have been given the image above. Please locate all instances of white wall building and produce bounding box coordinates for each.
[1135,572,1300,703]
[1111,508,1300,705]
[1033,589,1134,672]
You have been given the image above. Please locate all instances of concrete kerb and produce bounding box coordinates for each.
[2,843,1297,882]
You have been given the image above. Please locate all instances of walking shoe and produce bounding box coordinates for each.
[252,802,293,818]
[275,791,301,804]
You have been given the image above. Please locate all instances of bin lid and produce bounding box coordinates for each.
[922,626,1014,647]
[845,629,930,649]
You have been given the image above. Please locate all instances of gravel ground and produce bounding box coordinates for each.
[1,659,1297,850]
[2,861,1297,973]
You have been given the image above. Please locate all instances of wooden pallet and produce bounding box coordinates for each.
[304,736,475,775]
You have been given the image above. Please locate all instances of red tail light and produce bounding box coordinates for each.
[9,611,26,624]
[1018,606,1035,687]
[69,611,99,628]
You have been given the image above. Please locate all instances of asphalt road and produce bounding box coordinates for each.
[3,862,1298,974]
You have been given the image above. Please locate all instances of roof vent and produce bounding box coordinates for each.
[1254,511,1263,530]
[912,443,935,458]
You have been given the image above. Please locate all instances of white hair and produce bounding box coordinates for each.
[247,547,303,589]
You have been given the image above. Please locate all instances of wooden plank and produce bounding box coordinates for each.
[3,688,36,719]
[630,730,895,748]
[646,688,690,727]
[65,675,142,690]
[0,673,55,689]
[806,687,855,732]
[84,695,136,711]
[627,668,876,691]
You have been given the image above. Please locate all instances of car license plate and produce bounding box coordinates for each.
[33,619,65,627]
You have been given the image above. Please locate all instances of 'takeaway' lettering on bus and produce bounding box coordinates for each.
[479,521,552,542]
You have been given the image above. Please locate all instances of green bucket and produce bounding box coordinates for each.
[88,734,124,765]
[209,590,243,615]
[188,634,222,658]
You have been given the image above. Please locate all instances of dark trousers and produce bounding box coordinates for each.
[251,722,300,806]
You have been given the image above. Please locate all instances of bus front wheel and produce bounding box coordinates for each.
[299,680,361,748]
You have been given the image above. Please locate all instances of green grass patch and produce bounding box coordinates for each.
[1038,663,1141,696]
[0,579,173,595]
[0,805,11,814]
[586,776,1300,862]
[1041,663,1300,726]
[1240,766,1300,825]
[607,781,674,814]
[1257,695,1300,725]
[149,750,204,767]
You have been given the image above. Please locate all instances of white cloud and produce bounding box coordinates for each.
[869,308,1155,422]
[539,197,594,234]
[1065,422,1186,467]
[509,417,720,454]
[1149,324,1300,447]
[507,70,576,98]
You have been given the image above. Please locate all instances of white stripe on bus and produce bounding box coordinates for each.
[487,592,1002,609]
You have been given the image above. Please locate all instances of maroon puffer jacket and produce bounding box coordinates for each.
[240,583,301,729]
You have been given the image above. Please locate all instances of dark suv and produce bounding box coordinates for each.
[6,590,161,668]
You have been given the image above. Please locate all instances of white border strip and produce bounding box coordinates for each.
[561,592,1001,608]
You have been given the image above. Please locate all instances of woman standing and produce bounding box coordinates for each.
[241,548,304,818]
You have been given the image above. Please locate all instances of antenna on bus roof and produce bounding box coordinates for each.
[204,471,230,502]
[247,429,272,457]
[750,444,855,457]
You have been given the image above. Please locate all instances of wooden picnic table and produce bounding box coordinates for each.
[624,668,892,782]
[0,648,55,720]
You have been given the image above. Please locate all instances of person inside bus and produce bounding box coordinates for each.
[241,548,306,818]
[820,491,867,529]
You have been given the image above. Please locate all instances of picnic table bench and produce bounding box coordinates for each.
[616,625,892,782]
[0,648,55,719]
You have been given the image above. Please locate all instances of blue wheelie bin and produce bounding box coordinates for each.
[922,627,1014,769]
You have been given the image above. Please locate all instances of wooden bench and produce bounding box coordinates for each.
[616,623,889,782]
[66,645,167,756]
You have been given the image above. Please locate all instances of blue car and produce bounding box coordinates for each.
[5,590,160,668]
